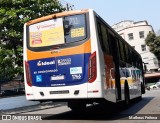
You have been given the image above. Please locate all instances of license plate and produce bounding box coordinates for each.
[51,75,65,80]
[50,90,69,94]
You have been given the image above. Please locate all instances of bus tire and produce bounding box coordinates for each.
[68,101,86,112]
[141,83,145,94]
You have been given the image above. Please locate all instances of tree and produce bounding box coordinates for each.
[157,29,160,36]
[0,0,66,82]
[145,32,160,60]
[0,43,16,92]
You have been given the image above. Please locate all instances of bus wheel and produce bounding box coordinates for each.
[68,101,86,112]
[141,83,145,94]
[124,84,130,108]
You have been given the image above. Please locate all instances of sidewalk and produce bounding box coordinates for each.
[0,96,39,110]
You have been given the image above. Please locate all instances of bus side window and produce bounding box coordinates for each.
[97,20,110,55]
[118,40,126,62]
[128,48,133,65]
[100,24,110,54]
[119,68,125,77]
[97,22,105,52]
[125,45,129,63]
[125,69,130,77]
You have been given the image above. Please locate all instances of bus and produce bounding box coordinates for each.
[23,9,145,110]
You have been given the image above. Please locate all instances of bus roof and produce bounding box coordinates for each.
[26,9,90,26]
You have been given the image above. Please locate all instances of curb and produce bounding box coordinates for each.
[1,102,67,115]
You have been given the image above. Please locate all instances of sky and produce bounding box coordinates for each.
[64,0,160,33]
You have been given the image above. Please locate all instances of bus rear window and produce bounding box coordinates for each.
[28,14,87,49]
[64,14,86,43]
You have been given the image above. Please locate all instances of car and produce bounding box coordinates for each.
[17,88,25,95]
[2,90,18,97]
[0,91,3,97]
[14,88,25,95]
[150,82,160,89]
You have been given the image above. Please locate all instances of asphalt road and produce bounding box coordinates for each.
[1,89,160,123]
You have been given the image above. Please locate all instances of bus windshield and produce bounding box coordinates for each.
[28,14,87,49]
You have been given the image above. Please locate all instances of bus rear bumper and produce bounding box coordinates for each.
[25,82,103,101]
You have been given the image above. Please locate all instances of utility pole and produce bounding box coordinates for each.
[66,3,69,11]
[58,0,74,11]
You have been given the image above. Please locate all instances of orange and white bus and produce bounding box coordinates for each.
[23,9,145,110]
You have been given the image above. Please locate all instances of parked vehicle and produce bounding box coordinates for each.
[2,90,18,97]
[150,82,160,89]
[0,91,3,97]
[145,85,151,90]
[1,88,25,97]
[15,88,25,95]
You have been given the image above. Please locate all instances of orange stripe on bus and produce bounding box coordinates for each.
[26,9,89,26]
[27,39,91,61]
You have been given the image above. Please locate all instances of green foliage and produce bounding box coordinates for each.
[0,0,66,81]
[145,32,160,60]
[0,47,16,81]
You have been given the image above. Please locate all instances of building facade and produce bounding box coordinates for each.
[112,20,159,72]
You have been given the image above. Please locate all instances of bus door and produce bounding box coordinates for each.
[109,33,121,100]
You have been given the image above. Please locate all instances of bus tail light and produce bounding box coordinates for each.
[25,61,32,87]
[88,51,97,83]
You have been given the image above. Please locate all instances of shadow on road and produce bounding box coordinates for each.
[44,96,154,120]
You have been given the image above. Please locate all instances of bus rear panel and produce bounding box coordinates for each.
[24,10,103,102]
